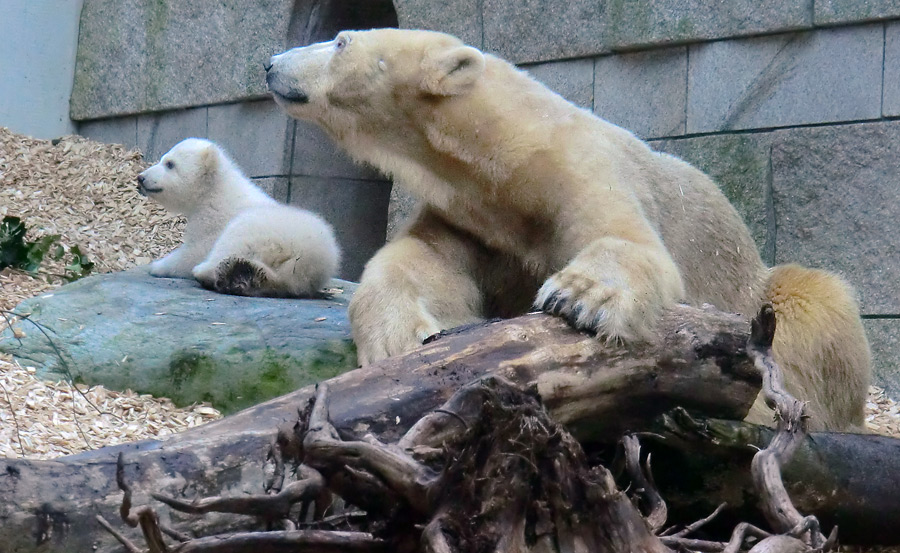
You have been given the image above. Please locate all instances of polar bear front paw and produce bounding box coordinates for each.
[535,266,649,343]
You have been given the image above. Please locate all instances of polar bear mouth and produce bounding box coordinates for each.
[266,73,309,104]
[138,184,163,196]
[269,87,310,105]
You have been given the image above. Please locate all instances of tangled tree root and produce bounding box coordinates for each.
[98,306,836,553]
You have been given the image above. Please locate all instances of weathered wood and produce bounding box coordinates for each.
[641,415,900,546]
[0,306,760,552]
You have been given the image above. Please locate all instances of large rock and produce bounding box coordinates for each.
[0,267,357,413]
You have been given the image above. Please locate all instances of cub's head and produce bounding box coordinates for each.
[266,28,486,133]
[137,138,220,214]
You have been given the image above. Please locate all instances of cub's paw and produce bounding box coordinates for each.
[149,259,177,278]
[535,265,651,342]
[212,257,270,297]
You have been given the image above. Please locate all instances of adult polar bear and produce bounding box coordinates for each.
[266,29,870,430]
[138,138,340,297]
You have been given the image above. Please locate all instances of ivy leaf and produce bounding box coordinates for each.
[24,234,61,273]
[64,245,95,282]
[0,216,29,271]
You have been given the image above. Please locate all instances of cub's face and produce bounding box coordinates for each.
[137,138,216,214]
[266,28,486,132]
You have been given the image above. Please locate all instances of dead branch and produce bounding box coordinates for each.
[746,306,831,551]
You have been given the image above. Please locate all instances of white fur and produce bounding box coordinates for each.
[139,138,340,297]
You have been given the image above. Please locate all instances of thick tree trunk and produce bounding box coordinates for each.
[0,306,759,552]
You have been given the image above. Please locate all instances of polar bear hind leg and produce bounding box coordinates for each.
[743,264,871,431]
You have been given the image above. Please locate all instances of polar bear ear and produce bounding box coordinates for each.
[421,46,485,96]
[197,143,219,173]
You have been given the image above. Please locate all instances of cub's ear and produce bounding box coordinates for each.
[198,143,219,172]
[421,46,485,96]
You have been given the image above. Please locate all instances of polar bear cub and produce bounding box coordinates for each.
[137,138,340,297]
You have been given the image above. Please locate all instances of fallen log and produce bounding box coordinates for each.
[95,307,869,552]
[641,414,900,546]
[2,306,898,550]
[0,305,759,552]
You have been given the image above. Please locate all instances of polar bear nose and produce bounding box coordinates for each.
[137,174,145,185]
[263,61,273,72]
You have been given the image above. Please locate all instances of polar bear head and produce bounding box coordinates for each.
[137,138,220,214]
[265,29,486,133]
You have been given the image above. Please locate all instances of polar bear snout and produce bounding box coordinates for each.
[265,67,309,105]
[136,173,162,196]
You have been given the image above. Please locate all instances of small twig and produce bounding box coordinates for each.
[659,535,726,552]
[2,310,123,422]
[152,465,325,520]
[422,517,454,553]
[0,380,25,456]
[622,434,667,532]
[665,502,727,538]
[116,452,170,553]
[721,522,772,553]
[162,530,385,553]
[96,514,143,553]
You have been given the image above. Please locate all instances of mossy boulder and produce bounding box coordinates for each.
[0,267,357,413]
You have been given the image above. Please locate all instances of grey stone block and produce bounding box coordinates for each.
[387,186,419,241]
[137,106,208,162]
[208,100,294,178]
[289,176,391,281]
[77,116,139,150]
[71,0,294,120]
[604,0,811,50]
[483,0,608,64]
[292,121,382,180]
[394,0,483,47]
[252,177,290,203]
[863,318,900,400]
[285,0,398,48]
[884,22,900,117]
[651,133,773,261]
[772,121,900,314]
[815,0,900,24]
[687,25,883,133]
[594,47,687,139]
[523,58,594,110]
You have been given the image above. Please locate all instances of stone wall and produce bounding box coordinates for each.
[71,0,900,396]
[0,0,84,139]
[73,0,398,280]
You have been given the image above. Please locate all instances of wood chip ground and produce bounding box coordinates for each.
[1,126,221,459]
[0,126,897,467]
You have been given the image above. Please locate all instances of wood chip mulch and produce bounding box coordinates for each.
[1,126,221,460]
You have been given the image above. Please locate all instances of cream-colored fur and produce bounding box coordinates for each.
[138,138,340,297]
[267,29,870,430]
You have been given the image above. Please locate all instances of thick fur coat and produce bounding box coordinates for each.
[138,138,340,297]
[267,29,870,430]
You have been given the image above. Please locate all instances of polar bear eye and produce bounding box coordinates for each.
[335,34,349,51]
[165,160,175,170]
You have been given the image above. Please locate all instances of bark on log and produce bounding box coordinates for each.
[640,415,900,546]
[0,306,760,552]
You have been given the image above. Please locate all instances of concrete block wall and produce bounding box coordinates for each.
[69,0,900,395]
[73,0,397,281]
[0,0,84,139]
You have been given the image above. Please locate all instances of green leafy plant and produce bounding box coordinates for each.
[0,216,94,282]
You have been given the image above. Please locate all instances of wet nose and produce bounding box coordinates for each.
[137,174,145,185]
[263,60,273,72]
